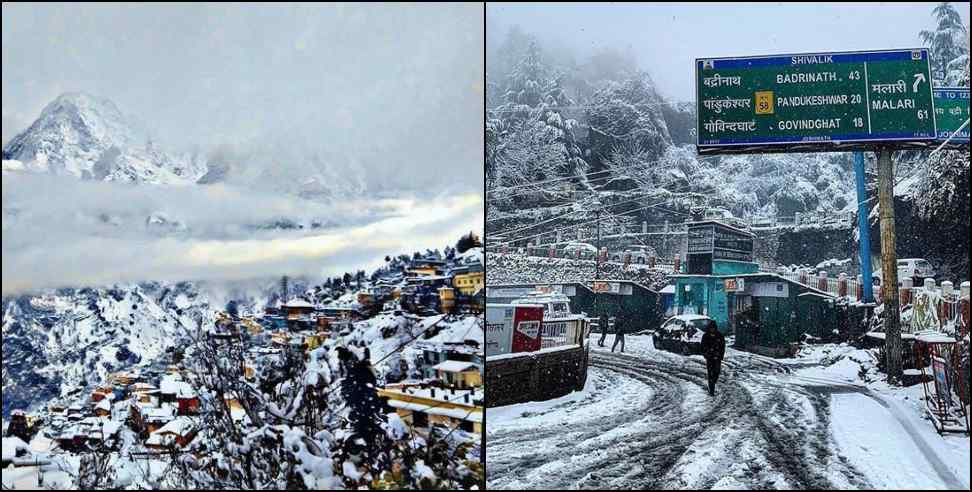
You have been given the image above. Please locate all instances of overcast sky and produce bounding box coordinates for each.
[488,2,970,103]
[2,3,484,193]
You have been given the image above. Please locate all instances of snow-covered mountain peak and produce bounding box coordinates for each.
[2,92,206,184]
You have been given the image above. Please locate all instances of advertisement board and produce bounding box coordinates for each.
[485,305,514,356]
[511,305,544,353]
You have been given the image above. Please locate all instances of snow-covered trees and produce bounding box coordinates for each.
[456,232,482,254]
[148,327,481,490]
[485,26,861,239]
[586,73,673,169]
[487,33,588,203]
[920,2,969,83]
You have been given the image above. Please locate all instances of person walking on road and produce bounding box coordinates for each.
[597,312,609,347]
[700,320,726,396]
[611,308,626,353]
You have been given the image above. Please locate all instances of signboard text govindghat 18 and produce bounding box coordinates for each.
[696,49,937,155]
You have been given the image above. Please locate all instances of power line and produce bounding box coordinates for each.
[486,169,613,194]
[488,178,702,240]
[496,199,686,247]
[488,190,671,238]
[486,100,694,114]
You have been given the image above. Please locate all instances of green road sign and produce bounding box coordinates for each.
[932,87,970,146]
[696,49,937,155]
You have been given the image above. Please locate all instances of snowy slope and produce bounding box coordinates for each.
[1,282,215,417]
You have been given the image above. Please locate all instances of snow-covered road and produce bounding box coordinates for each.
[486,337,969,490]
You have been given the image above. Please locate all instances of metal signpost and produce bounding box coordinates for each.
[694,48,947,383]
[696,49,937,155]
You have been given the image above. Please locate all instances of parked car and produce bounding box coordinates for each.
[611,245,658,264]
[563,242,598,257]
[704,207,749,230]
[872,258,936,285]
[652,315,713,355]
[898,258,935,280]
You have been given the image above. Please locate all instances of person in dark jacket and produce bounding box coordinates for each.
[612,308,626,353]
[700,320,726,396]
[598,312,610,347]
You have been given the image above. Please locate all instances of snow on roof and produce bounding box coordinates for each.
[95,399,111,411]
[283,298,315,308]
[389,385,483,404]
[424,316,484,346]
[659,285,676,295]
[433,361,479,373]
[2,437,30,461]
[671,314,711,321]
[151,416,195,437]
[387,400,482,423]
[145,406,176,421]
[459,247,484,265]
[160,377,196,398]
[915,333,958,344]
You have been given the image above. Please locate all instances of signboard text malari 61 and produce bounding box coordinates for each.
[696,49,937,154]
[932,87,970,145]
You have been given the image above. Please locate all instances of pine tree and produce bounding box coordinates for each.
[920,2,969,82]
[337,348,389,470]
[456,232,482,254]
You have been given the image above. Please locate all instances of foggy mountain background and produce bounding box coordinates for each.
[3,3,484,194]
[485,2,969,278]
[2,3,485,294]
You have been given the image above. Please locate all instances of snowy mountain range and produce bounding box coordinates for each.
[2,92,207,184]
[1,282,214,417]
[2,91,368,199]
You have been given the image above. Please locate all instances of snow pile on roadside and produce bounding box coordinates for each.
[785,343,970,489]
[790,343,877,383]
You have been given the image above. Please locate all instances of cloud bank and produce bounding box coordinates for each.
[2,174,483,295]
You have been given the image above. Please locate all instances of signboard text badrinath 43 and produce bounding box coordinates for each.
[696,49,937,155]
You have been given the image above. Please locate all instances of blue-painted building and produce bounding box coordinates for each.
[672,221,760,332]
[672,221,842,355]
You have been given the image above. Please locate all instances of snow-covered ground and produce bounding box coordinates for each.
[487,336,970,490]
[486,252,670,290]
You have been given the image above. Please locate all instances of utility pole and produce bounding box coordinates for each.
[594,209,601,317]
[876,147,902,383]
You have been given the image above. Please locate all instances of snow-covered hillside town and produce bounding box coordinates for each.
[3,243,485,489]
[2,3,484,490]
[486,2,969,490]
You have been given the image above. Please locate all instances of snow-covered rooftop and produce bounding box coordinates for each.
[2,437,30,461]
[423,316,484,346]
[283,298,315,309]
[151,416,195,437]
[432,360,479,373]
[160,376,196,398]
[387,400,483,423]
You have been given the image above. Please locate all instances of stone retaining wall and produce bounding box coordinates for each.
[485,345,589,407]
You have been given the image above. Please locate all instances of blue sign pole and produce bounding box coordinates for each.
[855,152,874,303]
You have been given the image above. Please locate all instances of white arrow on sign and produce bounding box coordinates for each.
[913,73,926,93]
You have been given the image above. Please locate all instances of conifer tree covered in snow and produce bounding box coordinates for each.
[920,2,969,83]
[487,34,587,201]
[485,26,860,236]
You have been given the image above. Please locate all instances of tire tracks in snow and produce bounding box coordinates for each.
[487,347,873,489]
